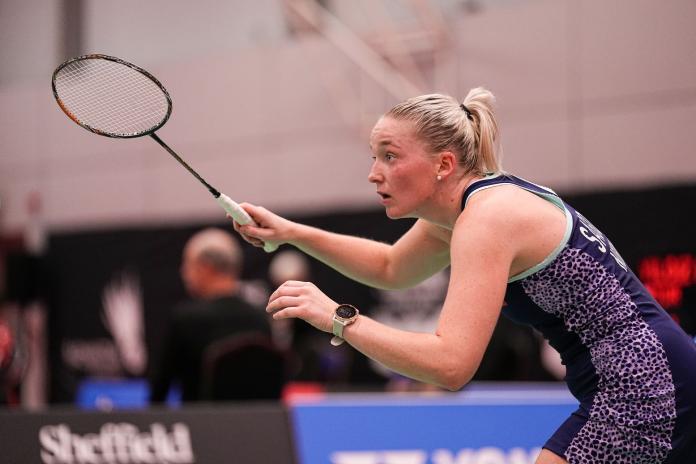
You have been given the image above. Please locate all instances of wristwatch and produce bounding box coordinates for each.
[330,304,359,346]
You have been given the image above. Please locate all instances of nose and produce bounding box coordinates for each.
[368,161,383,184]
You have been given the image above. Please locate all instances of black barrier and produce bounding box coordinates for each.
[0,403,296,464]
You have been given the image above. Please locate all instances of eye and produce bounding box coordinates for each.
[385,152,396,161]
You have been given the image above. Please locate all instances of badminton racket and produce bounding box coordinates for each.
[51,54,277,252]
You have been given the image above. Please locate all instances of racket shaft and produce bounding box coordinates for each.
[150,133,219,196]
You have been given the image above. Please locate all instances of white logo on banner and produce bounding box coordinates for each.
[101,272,148,376]
[38,422,195,464]
[331,447,541,464]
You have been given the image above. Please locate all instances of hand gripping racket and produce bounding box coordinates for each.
[52,54,277,252]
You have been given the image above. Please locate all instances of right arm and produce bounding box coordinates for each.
[233,204,450,290]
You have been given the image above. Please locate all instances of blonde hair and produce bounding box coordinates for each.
[385,87,501,175]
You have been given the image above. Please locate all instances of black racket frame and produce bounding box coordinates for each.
[51,54,223,197]
[51,53,173,139]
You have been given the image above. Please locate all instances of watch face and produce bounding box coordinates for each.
[336,304,357,319]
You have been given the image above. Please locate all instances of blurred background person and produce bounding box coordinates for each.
[0,191,48,408]
[149,228,277,404]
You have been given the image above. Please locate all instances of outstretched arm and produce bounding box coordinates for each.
[233,204,451,290]
[266,202,515,390]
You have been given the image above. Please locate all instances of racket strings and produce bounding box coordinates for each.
[54,59,169,137]
[58,61,164,132]
[58,61,165,134]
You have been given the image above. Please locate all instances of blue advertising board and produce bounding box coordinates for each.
[289,384,578,464]
[76,378,181,410]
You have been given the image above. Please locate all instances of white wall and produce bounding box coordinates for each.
[0,0,61,87]
[1,0,695,233]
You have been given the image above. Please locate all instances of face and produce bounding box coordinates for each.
[368,117,439,219]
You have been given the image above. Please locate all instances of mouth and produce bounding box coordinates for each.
[377,192,392,202]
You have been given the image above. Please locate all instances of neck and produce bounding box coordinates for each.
[419,173,482,229]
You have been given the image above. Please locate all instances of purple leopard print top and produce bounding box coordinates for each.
[462,174,696,463]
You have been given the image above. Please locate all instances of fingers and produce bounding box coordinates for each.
[266,281,336,333]
[266,294,308,322]
[228,204,290,254]
[228,212,270,240]
[268,280,311,302]
[237,224,269,239]
[238,202,258,216]
[281,280,312,287]
[271,307,302,320]
[228,214,266,247]
[266,295,302,314]
[236,203,283,239]
[267,282,314,320]
[238,203,268,227]
[237,232,265,248]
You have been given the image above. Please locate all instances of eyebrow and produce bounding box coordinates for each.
[370,139,401,150]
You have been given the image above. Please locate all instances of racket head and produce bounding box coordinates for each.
[52,54,172,138]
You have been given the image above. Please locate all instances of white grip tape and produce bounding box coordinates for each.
[216,194,252,225]
[216,194,278,253]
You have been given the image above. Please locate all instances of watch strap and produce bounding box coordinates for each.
[330,335,345,346]
[332,316,347,339]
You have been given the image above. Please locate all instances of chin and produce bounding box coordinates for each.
[384,206,409,220]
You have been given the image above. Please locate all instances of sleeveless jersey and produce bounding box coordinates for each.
[461,173,696,463]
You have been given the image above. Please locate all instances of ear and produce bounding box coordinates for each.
[435,151,457,179]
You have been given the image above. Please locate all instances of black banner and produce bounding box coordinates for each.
[0,404,296,464]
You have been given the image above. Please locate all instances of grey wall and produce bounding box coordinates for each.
[1,0,694,233]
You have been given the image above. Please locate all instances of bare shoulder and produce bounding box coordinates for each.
[458,184,535,230]
[453,184,565,248]
[454,184,567,276]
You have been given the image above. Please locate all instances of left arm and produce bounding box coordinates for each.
[266,203,517,390]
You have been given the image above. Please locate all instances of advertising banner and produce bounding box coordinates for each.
[0,404,296,464]
[290,385,578,464]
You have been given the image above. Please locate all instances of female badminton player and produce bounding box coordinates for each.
[232,88,696,463]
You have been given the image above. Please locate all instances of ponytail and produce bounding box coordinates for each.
[462,87,501,174]
[385,87,502,175]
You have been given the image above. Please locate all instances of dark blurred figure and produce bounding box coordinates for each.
[1,192,49,408]
[150,228,280,403]
[0,308,18,405]
[680,285,696,338]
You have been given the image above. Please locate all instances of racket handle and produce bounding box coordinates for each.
[216,194,278,253]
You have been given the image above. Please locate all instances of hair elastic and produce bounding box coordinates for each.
[460,103,473,121]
